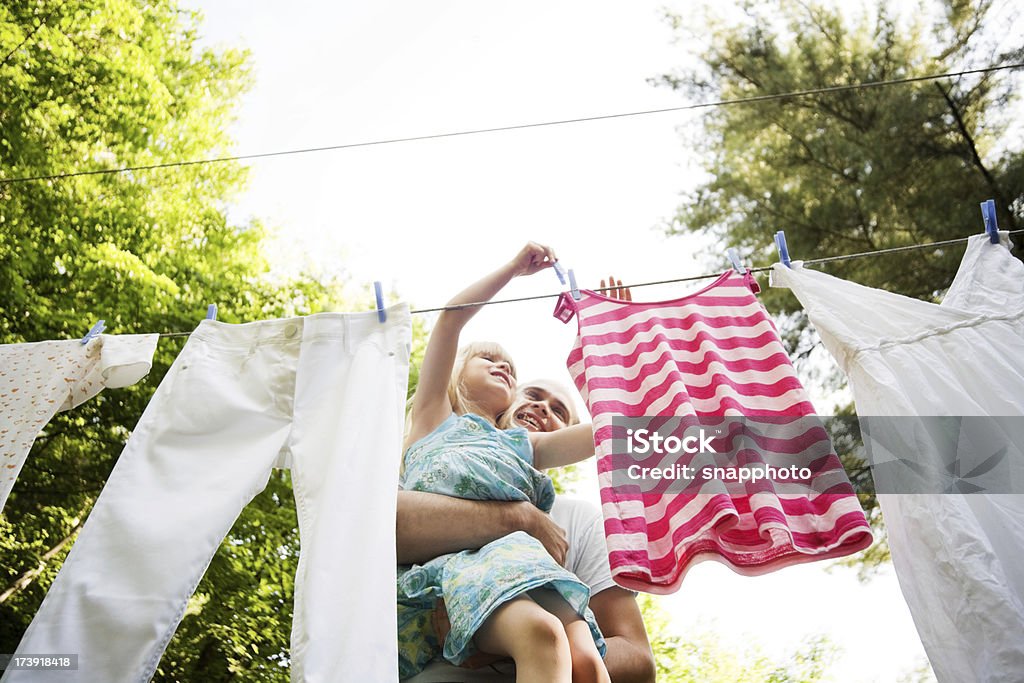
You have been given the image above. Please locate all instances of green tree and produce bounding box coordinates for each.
[0,1,345,679]
[655,0,1024,576]
[639,594,837,682]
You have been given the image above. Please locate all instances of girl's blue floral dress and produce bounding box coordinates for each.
[397,413,605,678]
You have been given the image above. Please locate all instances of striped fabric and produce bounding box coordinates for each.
[555,271,872,593]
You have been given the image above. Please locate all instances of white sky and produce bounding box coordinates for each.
[185,0,937,679]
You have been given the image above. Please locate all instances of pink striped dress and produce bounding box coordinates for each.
[554,271,872,593]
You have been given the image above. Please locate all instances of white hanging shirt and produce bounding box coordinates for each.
[0,333,158,512]
[770,233,1024,683]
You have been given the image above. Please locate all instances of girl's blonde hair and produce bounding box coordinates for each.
[402,342,517,457]
[447,341,517,425]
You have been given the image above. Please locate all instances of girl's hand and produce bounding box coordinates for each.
[509,242,557,277]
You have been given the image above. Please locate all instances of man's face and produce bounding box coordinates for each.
[509,384,573,433]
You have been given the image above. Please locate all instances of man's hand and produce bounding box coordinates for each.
[599,275,633,301]
[512,501,569,566]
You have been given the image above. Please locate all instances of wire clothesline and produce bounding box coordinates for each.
[153,229,1024,338]
[1,62,1022,187]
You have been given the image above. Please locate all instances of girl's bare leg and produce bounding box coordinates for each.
[530,589,611,683]
[474,594,572,683]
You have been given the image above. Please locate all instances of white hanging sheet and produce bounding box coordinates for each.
[771,233,1024,683]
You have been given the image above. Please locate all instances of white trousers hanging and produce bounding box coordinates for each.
[2,308,412,683]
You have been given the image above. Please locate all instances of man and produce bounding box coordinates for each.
[396,380,656,683]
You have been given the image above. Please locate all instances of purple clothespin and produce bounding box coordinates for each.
[774,231,791,268]
[374,282,386,323]
[727,248,747,274]
[552,260,568,286]
[980,199,1000,244]
[80,320,105,345]
[567,269,581,301]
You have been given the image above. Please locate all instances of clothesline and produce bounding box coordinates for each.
[1,62,1021,187]
[154,229,1024,339]
[5,189,1022,679]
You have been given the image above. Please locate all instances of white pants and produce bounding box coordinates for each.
[3,308,411,683]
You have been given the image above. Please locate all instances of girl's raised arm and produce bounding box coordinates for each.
[406,242,557,445]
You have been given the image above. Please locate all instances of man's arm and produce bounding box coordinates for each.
[396,490,569,565]
[589,587,657,683]
[530,423,595,470]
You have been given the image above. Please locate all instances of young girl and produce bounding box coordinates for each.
[397,243,610,683]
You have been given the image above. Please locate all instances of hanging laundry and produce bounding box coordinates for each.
[553,271,872,594]
[0,334,158,513]
[2,309,412,683]
[770,232,1024,683]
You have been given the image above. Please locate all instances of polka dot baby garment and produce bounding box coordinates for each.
[0,334,158,512]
